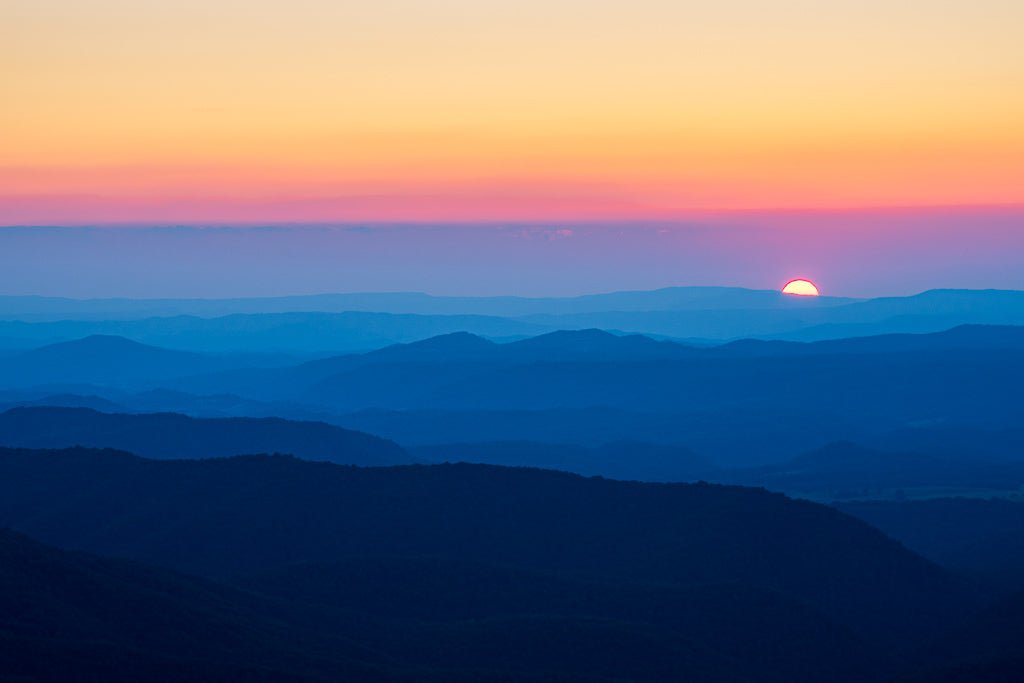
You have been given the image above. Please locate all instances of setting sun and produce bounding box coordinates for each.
[782,279,821,296]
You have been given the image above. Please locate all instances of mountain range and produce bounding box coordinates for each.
[3,445,1023,682]
[3,324,1024,466]
[6,406,1023,498]
[0,286,861,321]
[3,285,1022,682]
[0,446,977,644]
[0,406,409,466]
[2,287,1024,353]
[0,525,886,683]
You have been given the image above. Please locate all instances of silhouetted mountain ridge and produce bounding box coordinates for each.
[0,525,900,683]
[3,289,1023,352]
[0,526,396,682]
[413,440,715,482]
[720,324,1024,356]
[0,407,410,466]
[0,334,285,388]
[838,498,1024,593]
[0,285,859,321]
[0,446,977,646]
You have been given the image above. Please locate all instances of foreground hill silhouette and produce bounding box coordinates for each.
[0,526,898,683]
[0,407,410,466]
[0,446,975,648]
[235,555,891,682]
[0,528,388,682]
[893,590,1024,683]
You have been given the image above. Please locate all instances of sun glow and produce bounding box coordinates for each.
[3,0,1024,223]
[782,279,821,296]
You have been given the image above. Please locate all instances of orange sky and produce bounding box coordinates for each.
[3,0,1023,222]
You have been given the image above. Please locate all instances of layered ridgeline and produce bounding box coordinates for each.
[3,446,1021,682]
[837,498,1024,594]
[2,288,1024,353]
[0,526,895,683]
[2,324,1024,466]
[0,334,293,388]
[5,407,1024,498]
[0,286,858,321]
[0,446,974,647]
[4,407,1020,602]
[413,440,1024,500]
[906,590,1024,683]
[0,527,389,683]
[166,324,1024,466]
[717,442,1024,499]
[0,407,409,466]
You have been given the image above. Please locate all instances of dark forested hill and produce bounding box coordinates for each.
[838,498,1024,592]
[0,446,975,647]
[413,440,716,482]
[0,527,398,682]
[0,407,410,466]
[896,591,1024,683]
[414,439,1024,496]
[236,556,890,683]
[0,524,895,683]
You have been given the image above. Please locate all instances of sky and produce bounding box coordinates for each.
[3,0,1023,223]
[1,1,1022,297]
[2,210,1023,299]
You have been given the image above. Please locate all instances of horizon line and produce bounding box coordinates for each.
[4,285,1024,304]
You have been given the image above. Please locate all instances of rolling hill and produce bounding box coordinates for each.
[0,527,386,682]
[0,335,286,389]
[838,498,1024,592]
[413,440,716,482]
[0,407,410,466]
[0,311,550,355]
[5,324,1023,469]
[2,289,1024,353]
[722,442,1024,499]
[0,446,977,646]
[0,524,895,683]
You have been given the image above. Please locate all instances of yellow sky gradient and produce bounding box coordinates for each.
[3,0,1023,218]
